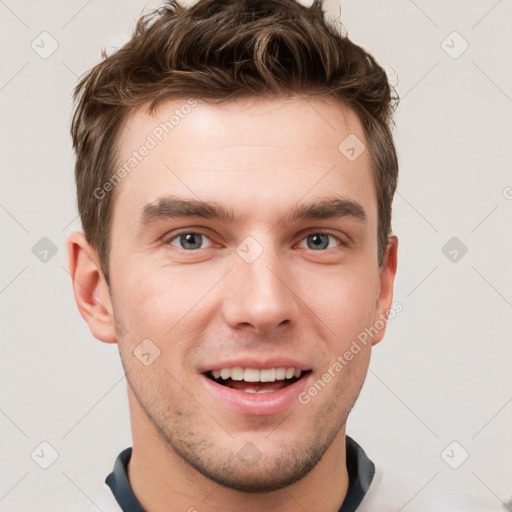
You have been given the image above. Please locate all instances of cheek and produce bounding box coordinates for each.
[111,261,222,345]
[112,269,200,390]
[301,265,379,342]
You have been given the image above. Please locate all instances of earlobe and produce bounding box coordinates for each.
[66,231,117,344]
[371,235,398,347]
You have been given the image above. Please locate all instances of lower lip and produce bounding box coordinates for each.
[201,374,310,416]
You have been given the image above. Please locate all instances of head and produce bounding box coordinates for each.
[68,0,399,493]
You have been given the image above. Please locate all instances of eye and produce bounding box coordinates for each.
[297,233,342,251]
[167,232,214,251]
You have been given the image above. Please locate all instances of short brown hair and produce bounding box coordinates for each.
[71,0,399,284]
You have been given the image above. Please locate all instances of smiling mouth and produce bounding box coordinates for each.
[205,367,312,394]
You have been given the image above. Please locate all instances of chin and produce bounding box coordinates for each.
[195,457,319,493]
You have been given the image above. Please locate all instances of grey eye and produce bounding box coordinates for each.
[306,233,331,250]
[171,233,205,250]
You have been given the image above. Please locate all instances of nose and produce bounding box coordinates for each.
[221,241,300,336]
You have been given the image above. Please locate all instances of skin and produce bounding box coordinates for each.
[68,95,398,512]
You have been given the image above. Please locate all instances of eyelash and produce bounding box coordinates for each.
[164,230,345,251]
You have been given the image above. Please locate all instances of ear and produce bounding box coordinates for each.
[66,231,117,344]
[371,235,398,347]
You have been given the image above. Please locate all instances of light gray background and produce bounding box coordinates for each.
[1,0,511,510]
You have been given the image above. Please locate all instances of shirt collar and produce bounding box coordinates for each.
[106,435,374,512]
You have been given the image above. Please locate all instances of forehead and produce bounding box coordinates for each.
[111,95,376,229]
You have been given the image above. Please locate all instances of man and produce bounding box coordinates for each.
[67,0,446,510]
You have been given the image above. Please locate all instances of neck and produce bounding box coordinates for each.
[127,391,349,512]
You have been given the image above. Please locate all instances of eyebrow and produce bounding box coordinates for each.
[138,195,367,228]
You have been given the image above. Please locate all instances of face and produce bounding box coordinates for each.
[103,96,395,492]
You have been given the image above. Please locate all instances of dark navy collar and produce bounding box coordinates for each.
[105,448,145,512]
[106,435,374,512]
[342,435,375,511]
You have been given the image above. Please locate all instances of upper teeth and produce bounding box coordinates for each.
[212,367,302,382]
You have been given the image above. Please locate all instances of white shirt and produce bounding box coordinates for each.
[84,438,498,511]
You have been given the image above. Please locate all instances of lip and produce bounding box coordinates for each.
[198,357,311,373]
[200,371,311,416]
